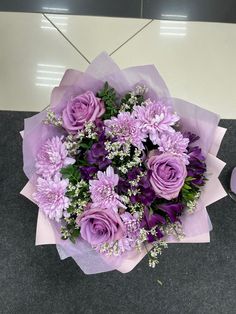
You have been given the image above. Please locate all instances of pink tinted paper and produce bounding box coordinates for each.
[209,127,226,156]
[20,181,56,245]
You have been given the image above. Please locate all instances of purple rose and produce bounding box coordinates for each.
[147,153,187,200]
[62,91,105,134]
[77,207,125,246]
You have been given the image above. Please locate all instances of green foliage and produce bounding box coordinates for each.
[181,177,199,204]
[68,225,80,243]
[66,206,75,214]
[79,142,91,150]
[120,92,145,112]
[60,165,80,183]
[97,82,119,119]
[61,219,80,243]
[70,228,80,243]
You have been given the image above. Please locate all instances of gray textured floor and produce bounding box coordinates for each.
[0,111,236,314]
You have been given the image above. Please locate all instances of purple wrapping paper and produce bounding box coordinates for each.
[21,52,227,274]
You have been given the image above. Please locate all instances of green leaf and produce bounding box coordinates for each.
[185,176,196,182]
[60,165,75,178]
[79,142,89,149]
[183,184,191,190]
[67,206,75,214]
[69,228,80,243]
[97,82,119,119]
[60,165,80,182]
[69,237,76,244]
[104,81,109,90]
[72,228,80,237]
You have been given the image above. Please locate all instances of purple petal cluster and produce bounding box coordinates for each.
[130,176,156,206]
[183,132,200,145]
[140,207,166,242]
[35,136,75,178]
[187,146,206,185]
[133,101,179,145]
[156,132,190,165]
[121,212,140,238]
[104,112,146,149]
[33,174,70,222]
[117,168,156,206]
[158,203,184,223]
[80,166,98,180]
[86,141,111,171]
[116,212,141,253]
[89,166,126,211]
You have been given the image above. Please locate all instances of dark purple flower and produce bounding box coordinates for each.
[87,143,106,162]
[183,132,200,145]
[191,177,205,185]
[140,207,165,242]
[80,166,98,180]
[139,188,156,206]
[127,167,141,180]
[137,176,156,206]
[117,177,130,194]
[188,146,205,162]
[187,146,206,186]
[86,141,111,171]
[94,119,105,134]
[158,203,184,223]
[125,171,156,206]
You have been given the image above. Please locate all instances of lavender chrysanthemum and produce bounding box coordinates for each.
[33,174,70,222]
[35,136,75,178]
[156,132,190,164]
[133,101,179,145]
[114,212,141,254]
[89,166,126,212]
[121,212,140,242]
[104,112,146,149]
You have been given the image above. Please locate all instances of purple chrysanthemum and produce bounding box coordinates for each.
[156,132,190,164]
[89,166,126,212]
[35,136,75,178]
[115,212,141,254]
[133,101,179,145]
[121,212,140,238]
[104,112,146,149]
[33,174,70,222]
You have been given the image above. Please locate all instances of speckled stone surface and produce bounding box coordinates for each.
[0,111,235,314]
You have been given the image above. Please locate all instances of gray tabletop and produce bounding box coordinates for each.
[0,111,236,314]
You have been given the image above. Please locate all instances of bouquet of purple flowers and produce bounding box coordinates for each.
[21,53,226,274]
